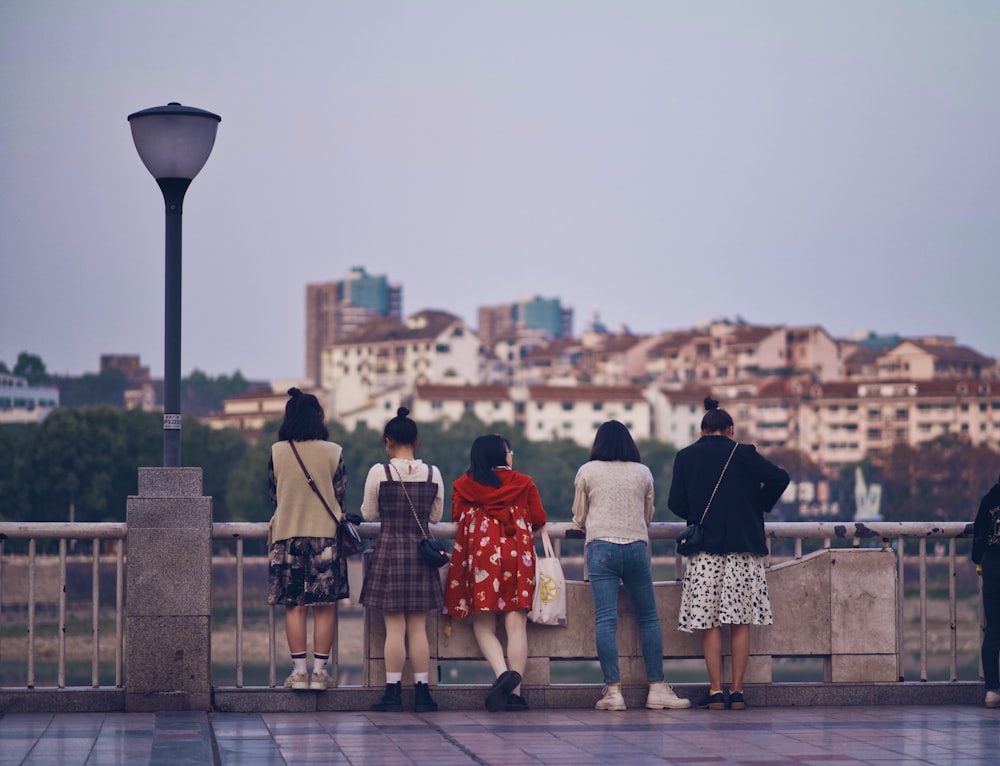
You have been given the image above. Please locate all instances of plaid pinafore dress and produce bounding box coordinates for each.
[359,465,445,612]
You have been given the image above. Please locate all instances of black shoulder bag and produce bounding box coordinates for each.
[288,441,363,557]
[676,441,739,556]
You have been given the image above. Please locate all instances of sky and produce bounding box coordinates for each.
[2,1,999,381]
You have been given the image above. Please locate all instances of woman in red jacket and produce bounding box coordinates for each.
[444,434,547,712]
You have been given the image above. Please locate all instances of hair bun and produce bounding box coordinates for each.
[704,396,719,412]
[396,406,410,418]
[288,387,302,398]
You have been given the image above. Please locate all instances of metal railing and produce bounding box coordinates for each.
[0,522,126,689]
[0,519,978,690]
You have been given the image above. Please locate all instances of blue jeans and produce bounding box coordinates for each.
[586,540,663,684]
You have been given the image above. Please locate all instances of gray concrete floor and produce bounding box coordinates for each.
[1,704,998,765]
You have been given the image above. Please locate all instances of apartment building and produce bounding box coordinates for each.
[525,383,650,446]
[477,295,573,350]
[322,310,480,418]
[0,373,60,424]
[411,383,517,428]
[873,338,991,380]
[715,376,1000,469]
[201,386,290,442]
[305,267,402,386]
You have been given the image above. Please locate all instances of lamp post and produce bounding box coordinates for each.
[128,103,220,467]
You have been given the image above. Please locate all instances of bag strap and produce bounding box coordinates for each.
[696,441,739,525]
[388,463,436,541]
[539,525,555,559]
[288,440,343,525]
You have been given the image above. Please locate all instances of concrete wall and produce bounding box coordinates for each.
[364,547,898,687]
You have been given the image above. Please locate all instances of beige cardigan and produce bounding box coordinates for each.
[269,440,344,545]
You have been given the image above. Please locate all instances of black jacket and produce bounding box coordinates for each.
[667,436,790,556]
[972,481,1000,565]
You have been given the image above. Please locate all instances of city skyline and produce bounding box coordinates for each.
[3,2,999,380]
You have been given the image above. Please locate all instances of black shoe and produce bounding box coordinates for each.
[697,691,725,710]
[485,670,521,712]
[414,682,439,713]
[505,692,529,711]
[728,691,746,710]
[370,681,403,712]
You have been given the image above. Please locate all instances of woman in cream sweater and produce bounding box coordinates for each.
[267,388,348,691]
[572,420,690,712]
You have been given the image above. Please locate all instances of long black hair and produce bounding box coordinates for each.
[589,420,641,462]
[383,406,418,445]
[278,388,329,441]
[467,434,509,487]
[700,396,734,433]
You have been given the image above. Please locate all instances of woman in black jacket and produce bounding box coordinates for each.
[667,397,789,710]
[971,475,1000,709]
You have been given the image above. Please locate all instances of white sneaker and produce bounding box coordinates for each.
[986,689,1000,709]
[310,670,332,690]
[646,681,691,709]
[595,683,626,711]
[283,671,310,690]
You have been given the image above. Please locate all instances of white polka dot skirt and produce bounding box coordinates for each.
[678,551,773,632]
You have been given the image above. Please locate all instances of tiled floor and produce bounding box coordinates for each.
[0,706,997,765]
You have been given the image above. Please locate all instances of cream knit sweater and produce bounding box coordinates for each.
[571,460,655,546]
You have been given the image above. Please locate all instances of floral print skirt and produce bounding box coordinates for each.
[678,551,772,633]
[267,536,349,607]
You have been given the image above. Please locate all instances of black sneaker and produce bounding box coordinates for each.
[485,670,521,712]
[697,691,726,710]
[506,693,530,711]
[728,691,746,710]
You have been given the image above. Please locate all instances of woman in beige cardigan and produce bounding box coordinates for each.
[267,388,348,691]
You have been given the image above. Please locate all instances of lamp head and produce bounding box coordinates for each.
[128,102,221,181]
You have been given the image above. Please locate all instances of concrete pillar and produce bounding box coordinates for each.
[125,468,212,711]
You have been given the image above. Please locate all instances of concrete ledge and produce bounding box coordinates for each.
[2,682,983,714]
[210,681,986,713]
[0,688,125,714]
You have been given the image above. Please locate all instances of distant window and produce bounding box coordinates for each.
[435,344,450,353]
[624,403,633,411]
[593,402,603,411]
[562,402,573,411]
[867,428,882,440]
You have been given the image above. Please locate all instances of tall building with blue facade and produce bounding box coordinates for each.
[305,267,402,386]
[478,296,573,349]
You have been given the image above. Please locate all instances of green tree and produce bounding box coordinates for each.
[182,369,254,416]
[29,407,134,522]
[12,352,51,385]
[58,367,129,408]
[0,424,35,521]
[878,435,997,522]
[636,439,679,519]
[181,418,247,522]
[225,418,281,523]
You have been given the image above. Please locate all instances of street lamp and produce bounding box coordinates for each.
[128,103,220,467]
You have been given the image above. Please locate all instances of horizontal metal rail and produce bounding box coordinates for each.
[0,520,980,692]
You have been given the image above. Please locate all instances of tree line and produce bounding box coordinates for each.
[1,351,256,415]
[1,404,995,528]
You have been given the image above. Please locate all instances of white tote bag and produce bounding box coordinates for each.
[528,527,567,627]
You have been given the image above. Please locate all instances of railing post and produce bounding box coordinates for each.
[125,467,213,711]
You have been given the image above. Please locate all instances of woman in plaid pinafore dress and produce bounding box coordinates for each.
[359,407,445,713]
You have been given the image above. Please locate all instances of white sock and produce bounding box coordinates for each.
[291,653,308,675]
[386,671,403,684]
[313,652,329,675]
[414,672,429,684]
